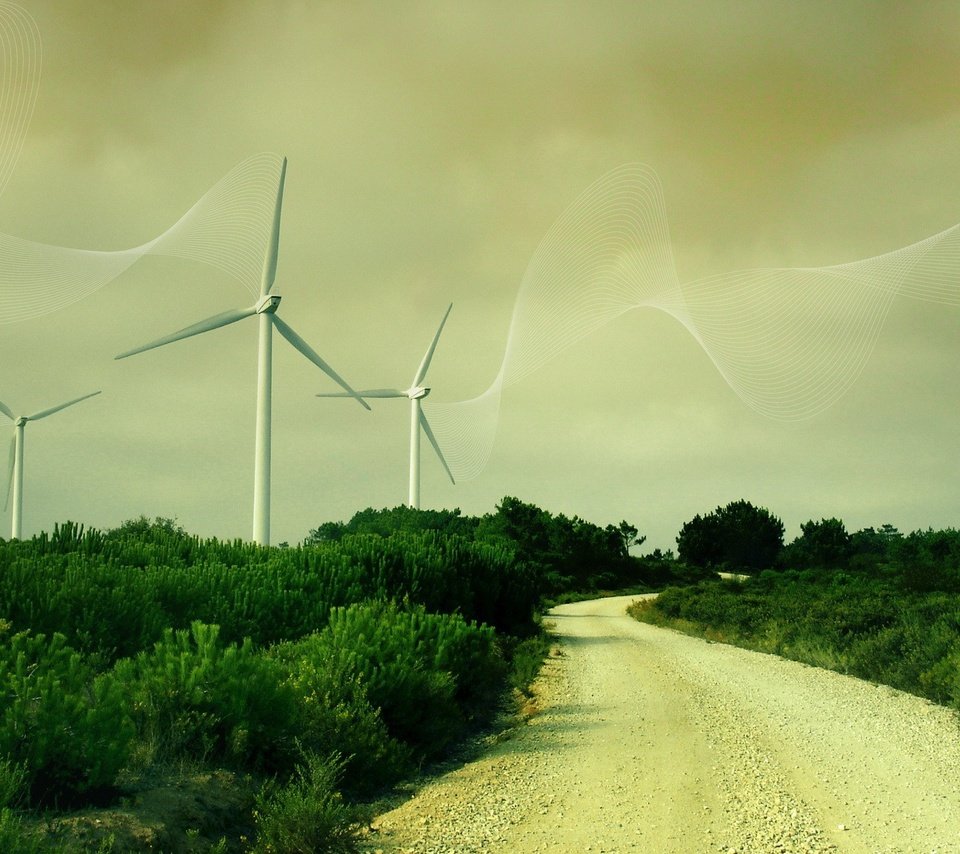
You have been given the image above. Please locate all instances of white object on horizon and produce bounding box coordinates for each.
[317,303,455,509]
[0,390,101,540]
[115,157,369,546]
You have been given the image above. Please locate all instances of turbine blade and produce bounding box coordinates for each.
[271,315,371,410]
[27,390,101,422]
[419,409,455,485]
[261,156,287,297]
[412,302,453,387]
[316,388,405,399]
[115,305,257,359]
[2,433,13,512]
[0,399,13,421]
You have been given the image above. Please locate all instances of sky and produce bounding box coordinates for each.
[1,0,959,550]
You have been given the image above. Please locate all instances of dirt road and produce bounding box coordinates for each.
[362,595,960,853]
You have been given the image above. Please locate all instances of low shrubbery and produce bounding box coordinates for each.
[112,622,298,772]
[252,753,361,854]
[0,623,133,806]
[632,569,960,711]
[0,498,699,850]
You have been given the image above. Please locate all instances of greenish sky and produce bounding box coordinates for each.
[2,1,958,548]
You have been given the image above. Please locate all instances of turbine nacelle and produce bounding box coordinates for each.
[255,294,282,314]
[315,302,455,507]
[1,390,102,538]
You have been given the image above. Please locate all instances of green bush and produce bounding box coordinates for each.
[0,760,26,810]
[634,573,960,714]
[112,622,297,771]
[305,601,504,758]
[0,809,44,854]
[506,632,552,697]
[271,642,411,797]
[252,753,361,854]
[0,517,541,662]
[0,626,133,805]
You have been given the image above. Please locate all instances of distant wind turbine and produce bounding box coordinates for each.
[1,391,101,540]
[115,157,369,546]
[317,303,455,509]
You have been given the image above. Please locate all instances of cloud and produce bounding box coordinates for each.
[2,1,959,547]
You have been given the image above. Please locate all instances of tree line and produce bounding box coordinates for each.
[674,498,960,592]
[0,497,703,853]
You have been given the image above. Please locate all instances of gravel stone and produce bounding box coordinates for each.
[360,595,960,853]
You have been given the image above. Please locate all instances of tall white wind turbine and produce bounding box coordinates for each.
[0,391,101,540]
[317,303,455,509]
[115,157,369,546]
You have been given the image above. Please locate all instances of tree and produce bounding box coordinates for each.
[848,524,902,572]
[476,497,644,591]
[676,500,784,571]
[783,518,852,569]
[607,521,646,557]
[305,506,476,544]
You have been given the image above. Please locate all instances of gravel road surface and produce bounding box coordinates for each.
[361,594,960,853]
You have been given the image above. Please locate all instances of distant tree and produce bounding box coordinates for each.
[675,512,722,568]
[305,506,476,544]
[783,518,852,569]
[891,528,960,592]
[475,496,551,559]
[476,497,644,591]
[607,521,646,557]
[848,524,902,573]
[306,521,347,543]
[677,500,784,572]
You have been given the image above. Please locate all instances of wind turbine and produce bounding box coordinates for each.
[115,157,369,546]
[1,391,101,540]
[317,303,455,509]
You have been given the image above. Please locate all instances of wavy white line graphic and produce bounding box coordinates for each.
[426,164,960,480]
[2,4,958,487]
[0,5,284,323]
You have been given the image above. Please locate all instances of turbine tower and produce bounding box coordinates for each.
[317,303,455,508]
[116,157,369,546]
[0,391,101,540]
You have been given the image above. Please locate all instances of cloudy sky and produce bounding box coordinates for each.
[1,0,958,549]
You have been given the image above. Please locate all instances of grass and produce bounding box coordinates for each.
[629,576,960,711]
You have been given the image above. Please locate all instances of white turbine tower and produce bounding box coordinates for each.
[0,391,101,540]
[317,303,455,508]
[115,157,369,546]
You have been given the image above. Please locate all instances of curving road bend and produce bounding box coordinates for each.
[362,595,960,853]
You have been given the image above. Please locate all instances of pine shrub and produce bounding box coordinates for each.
[112,622,297,770]
[308,600,504,757]
[271,643,410,797]
[252,753,361,854]
[0,625,133,805]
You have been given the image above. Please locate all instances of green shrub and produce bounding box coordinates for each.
[113,622,297,771]
[0,760,26,810]
[271,643,410,797]
[252,753,361,854]
[505,632,551,697]
[0,809,44,854]
[633,572,960,711]
[305,601,504,758]
[0,626,133,805]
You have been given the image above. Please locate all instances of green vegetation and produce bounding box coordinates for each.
[676,499,785,572]
[0,497,695,851]
[632,500,960,715]
[251,754,361,854]
[5,493,954,850]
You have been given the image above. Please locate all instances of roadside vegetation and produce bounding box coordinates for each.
[631,500,960,714]
[0,497,698,852]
